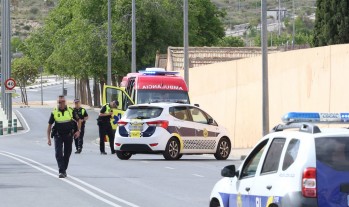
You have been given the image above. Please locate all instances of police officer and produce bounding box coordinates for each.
[47,95,81,178]
[73,99,89,154]
[98,100,118,155]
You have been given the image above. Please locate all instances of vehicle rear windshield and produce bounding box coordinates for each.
[137,90,190,104]
[316,137,349,171]
[125,107,163,119]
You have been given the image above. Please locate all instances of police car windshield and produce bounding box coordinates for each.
[316,137,349,171]
[137,90,190,104]
[126,106,163,119]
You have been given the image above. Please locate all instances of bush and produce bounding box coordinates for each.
[30,7,40,15]
[217,36,245,47]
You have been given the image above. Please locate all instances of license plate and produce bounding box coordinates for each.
[129,123,143,131]
[130,131,141,138]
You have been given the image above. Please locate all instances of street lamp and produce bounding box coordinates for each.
[131,0,136,73]
[107,0,112,85]
[183,0,189,88]
[261,0,269,135]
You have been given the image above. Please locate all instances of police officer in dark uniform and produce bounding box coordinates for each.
[47,95,81,178]
[98,100,118,155]
[73,99,89,154]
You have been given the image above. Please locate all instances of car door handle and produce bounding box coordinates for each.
[266,185,272,190]
[245,187,250,192]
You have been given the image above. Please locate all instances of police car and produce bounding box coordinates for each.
[114,103,231,160]
[210,112,349,207]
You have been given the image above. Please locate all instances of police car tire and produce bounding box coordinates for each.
[214,137,231,160]
[163,138,181,160]
[116,151,132,160]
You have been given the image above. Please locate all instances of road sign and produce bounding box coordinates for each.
[5,78,16,90]
[5,89,15,93]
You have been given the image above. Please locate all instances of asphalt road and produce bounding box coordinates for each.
[0,107,241,207]
[13,81,76,103]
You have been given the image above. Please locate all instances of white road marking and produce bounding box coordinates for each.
[165,167,175,170]
[0,151,139,207]
[140,161,149,164]
[192,174,204,178]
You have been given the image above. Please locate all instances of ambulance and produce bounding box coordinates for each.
[102,68,190,129]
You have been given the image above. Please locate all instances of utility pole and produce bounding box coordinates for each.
[107,0,112,85]
[261,0,269,135]
[131,0,136,73]
[183,0,189,88]
[292,0,295,48]
[1,0,12,121]
[40,67,43,105]
[278,0,281,36]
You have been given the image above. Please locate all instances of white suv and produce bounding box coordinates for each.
[210,112,349,207]
[114,103,231,160]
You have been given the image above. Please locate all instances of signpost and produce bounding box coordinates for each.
[5,78,16,94]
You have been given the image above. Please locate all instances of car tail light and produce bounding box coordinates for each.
[149,143,158,147]
[146,120,169,129]
[302,167,317,198]
[117,121,128,127]
[115,143,121,146]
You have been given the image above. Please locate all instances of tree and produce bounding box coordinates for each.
[313,0,349,46]
[23,0,226,106]
[12,57,39,105]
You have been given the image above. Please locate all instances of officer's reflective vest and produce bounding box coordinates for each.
[103,104,111,114]
[53,107,73,123]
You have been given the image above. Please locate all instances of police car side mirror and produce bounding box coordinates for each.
[208,118,214,124]
[221,165,236,178]
[194,104,200,107]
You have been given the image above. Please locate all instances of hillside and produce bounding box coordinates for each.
[8,0,316,39]
[211,0,317,27]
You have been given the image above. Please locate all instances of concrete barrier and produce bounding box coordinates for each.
[182,44,349,148]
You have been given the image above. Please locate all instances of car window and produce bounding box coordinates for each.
[316,137,349,171]
[169,107,190,121]
[282,139,300,171]
[126,107,163,119]
[261,138,286,174]
[189,107,208,124]
[241,139,268,179]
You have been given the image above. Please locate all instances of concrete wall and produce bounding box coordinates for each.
[182,44,349,148]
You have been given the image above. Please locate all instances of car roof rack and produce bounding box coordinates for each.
[271,122,321,134]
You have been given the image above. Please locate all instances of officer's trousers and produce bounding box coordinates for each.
[74,128,85,150]
[98,123,115,153]
[54,134,73,173]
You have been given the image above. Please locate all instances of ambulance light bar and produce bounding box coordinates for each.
[139,68,179,75]
[282,112,349,124]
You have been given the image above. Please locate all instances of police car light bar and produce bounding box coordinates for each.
[282,112,349,124]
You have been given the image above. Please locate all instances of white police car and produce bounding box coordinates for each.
[210,112,349,207]
[114,103,231,160]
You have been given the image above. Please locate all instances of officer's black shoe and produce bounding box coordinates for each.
[63,172,67,178]
[111,151,116,154]
[59,173,65,178]
[101,152,107,155]
[75,149,82,154]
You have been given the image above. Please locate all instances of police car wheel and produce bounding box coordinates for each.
[116,151,132,160]
[214,138,231,160]
[163,138,181,160]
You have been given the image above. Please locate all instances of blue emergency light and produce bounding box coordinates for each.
[282,112,349,124]
[138,68,179,76]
